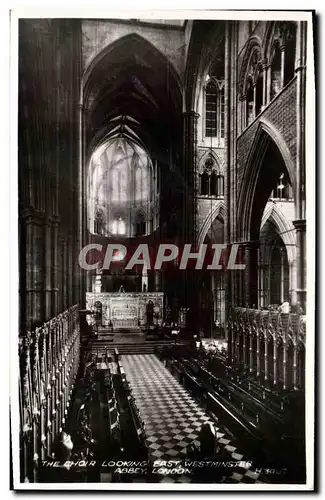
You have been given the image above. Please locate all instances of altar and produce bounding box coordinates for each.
[86,291,164,328]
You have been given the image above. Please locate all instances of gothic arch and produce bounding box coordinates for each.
[198,200,225,246]
[260,204,296,264]
[238,36,263,96]
[237,118,296,242]
[263,21,290,62]
[263,22,277,61]
[198,150,223,174]
[81,33,182,105]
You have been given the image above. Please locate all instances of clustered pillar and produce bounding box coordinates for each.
[182,111,199,314]
[293,21,307,313]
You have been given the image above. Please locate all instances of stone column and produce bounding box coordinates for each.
[224,21,239,360]
[23,209,46,328]
[182,110,199,313]
[239,95,246,132]
[44,214,52,322]
[78,103,88,308]
[224,22,238,267]
[266,64,272,103]
[280,249,285,303]
[252,85,257,119]
[24,211,35,330]
[51,217,59,318]
[293,219,306,311]
[293,21,307,312]
[182,110,199,243]
[262,61,269,107]
[280,45,286,88]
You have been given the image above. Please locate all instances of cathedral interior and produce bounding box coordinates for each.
[18,17,307,485]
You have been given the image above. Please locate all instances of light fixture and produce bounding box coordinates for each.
[206,73,210,82]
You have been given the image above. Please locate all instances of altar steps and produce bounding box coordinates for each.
[85,339,189,356]
[110,327,143,334]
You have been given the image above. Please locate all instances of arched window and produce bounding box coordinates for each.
[111,168,128,202]
[89,136,156,238]
[200,154,224,198]
[205,80,217,137]
[135,165,147,203]
[246,78,255,126]
[271,42,282,99]
[111,168,119,201]
[200,172,209,195]
[255,70,263,116]
[217,174,224,197]
[210,172,217,196]
[284,23,296,86]
[205,79,225,141]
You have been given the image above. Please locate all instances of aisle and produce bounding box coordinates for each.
[121,354,262,484]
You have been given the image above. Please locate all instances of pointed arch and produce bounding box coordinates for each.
[237,118,296,241]
[184,21,225,112]
[263,21,277,61]
[198,200,225,246]
[198,150,223,174]
[82,33,182,104]
[260,204,296,264]
[238,36,263,96]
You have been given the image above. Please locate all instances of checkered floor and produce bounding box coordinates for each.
[121,354,263,484]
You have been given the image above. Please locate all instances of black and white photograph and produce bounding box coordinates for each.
[10,9,315,490]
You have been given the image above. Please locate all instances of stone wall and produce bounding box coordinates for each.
[236,77,297,192]
[81,19,185,79]
[19,19,82,329]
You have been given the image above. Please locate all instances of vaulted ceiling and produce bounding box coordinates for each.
[83,34,182,159]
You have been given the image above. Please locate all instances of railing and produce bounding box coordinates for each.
[228,308,306,390]
[19,304,80,482]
